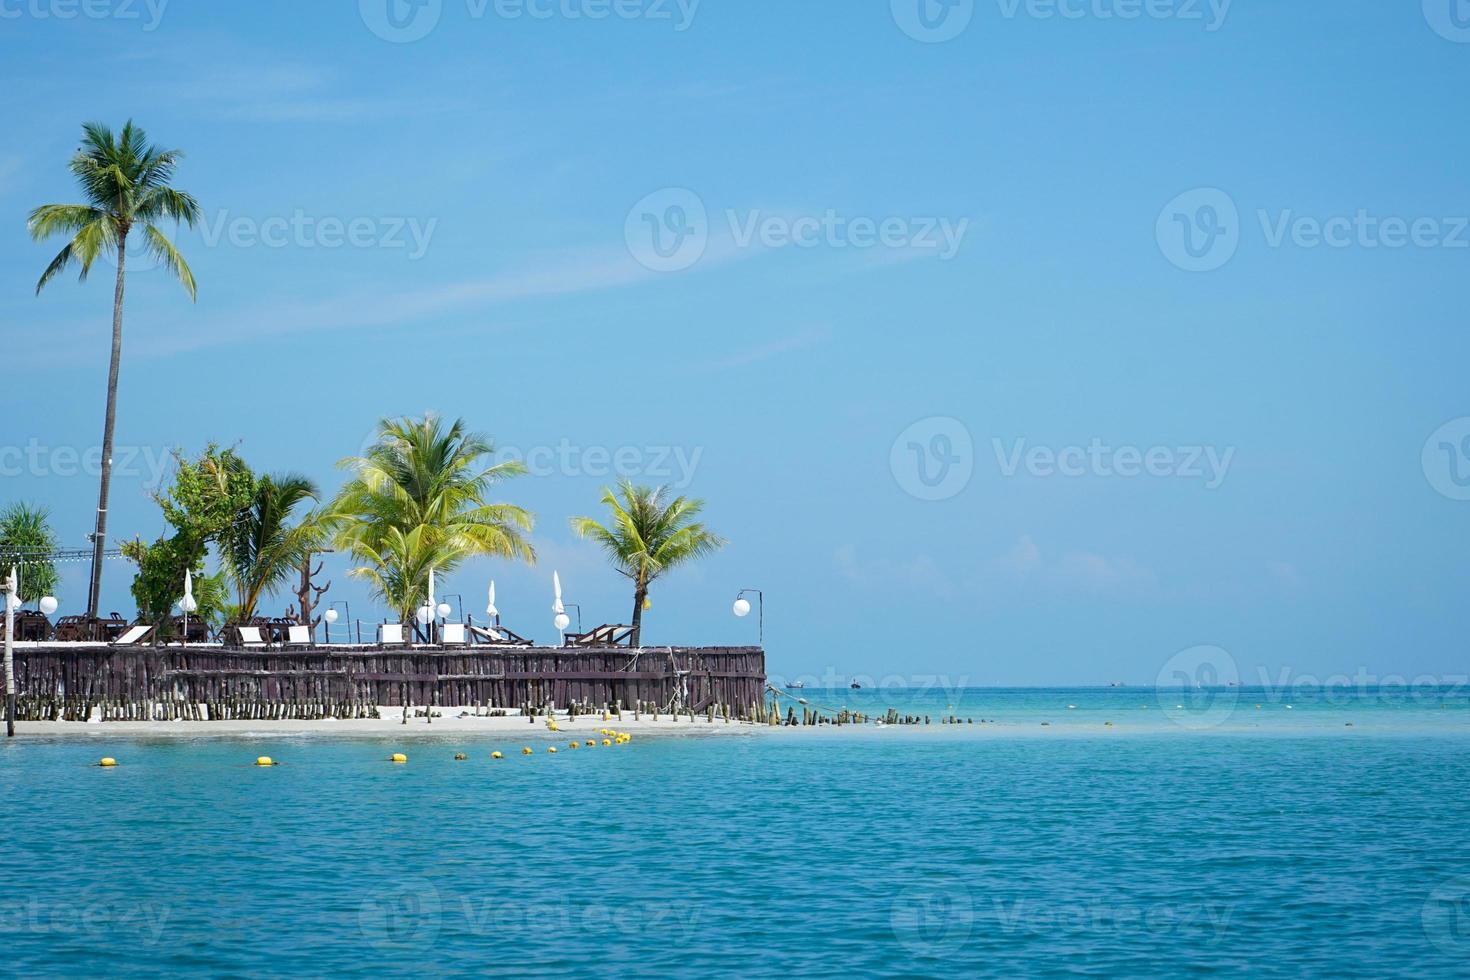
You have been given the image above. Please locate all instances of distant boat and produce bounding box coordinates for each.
[850,681,862,689]
[786,682,805,690]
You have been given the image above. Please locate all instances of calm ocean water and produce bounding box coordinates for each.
[4,688,1470,977]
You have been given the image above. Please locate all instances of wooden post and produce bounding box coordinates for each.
[4,567,15,738]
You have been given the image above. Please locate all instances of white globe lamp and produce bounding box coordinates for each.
[39,596,59,616]
[324,608,339,625]
[554,613,571,632]
[733,598,751,618]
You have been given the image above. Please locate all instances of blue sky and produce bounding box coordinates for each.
[1,1,1467,685]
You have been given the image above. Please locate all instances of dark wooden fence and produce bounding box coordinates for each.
[9,645,766,722]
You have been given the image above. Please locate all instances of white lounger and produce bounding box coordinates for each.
[286,625,312,647]
[237,626,268,648]
[112,625,155,646]
[441,623,467,646]
[379,623,405,646]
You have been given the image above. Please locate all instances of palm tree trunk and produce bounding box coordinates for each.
[86,240,127,619]
[630,584,647,647]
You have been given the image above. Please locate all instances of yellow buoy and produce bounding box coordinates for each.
[568,741,579,749]
[548,747,558,754]
[454,753,468,761]
[521,747,533,756]
[491,751,504,760]
[390,753,408,763]
[602,739,612,747]
[585,740,595,747]
[98,757,117,768]
[547,720,560,732]
[256,756,276,767]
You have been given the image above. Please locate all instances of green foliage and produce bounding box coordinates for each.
[569,480,725,643]
[329,414,535,627]
[29,120,201,298]
[122,446,255,631]
[0,502,61,604]
[225,473,322,622]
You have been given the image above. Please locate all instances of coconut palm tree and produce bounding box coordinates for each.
[330,415,535,634]
[0,502,61,605]
[222,474,323,622]
[29,121,201,618]
[569,481,725,646]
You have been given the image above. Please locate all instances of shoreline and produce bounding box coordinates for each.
[9,711,1469,740]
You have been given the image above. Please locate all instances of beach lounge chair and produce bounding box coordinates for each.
[441,622,467,647]
[469,624,534,647]
[236,626,269,649]
[379,623,405,646]
[286,625,313,648]
[112,624,156,646]
[562,624,635,648]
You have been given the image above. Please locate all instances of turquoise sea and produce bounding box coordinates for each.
[4,687,1470,977]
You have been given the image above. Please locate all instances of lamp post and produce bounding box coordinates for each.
[733,589,763,647]
[557,603,582,636]
[325,601,350,645]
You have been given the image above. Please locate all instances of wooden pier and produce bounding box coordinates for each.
[7,644,766,722]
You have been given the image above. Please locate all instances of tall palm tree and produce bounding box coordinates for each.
[29,121,201,618]
[330,415,536,633]
[570,480,725,646]
[223,474,322,622]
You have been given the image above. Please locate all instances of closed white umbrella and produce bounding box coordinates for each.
[486,581,498,621]
[552,571,564,615]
